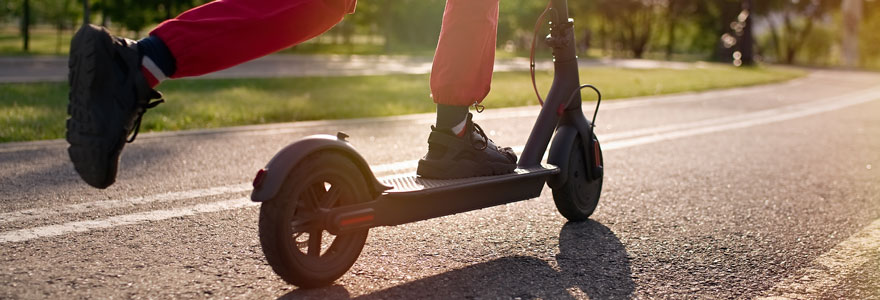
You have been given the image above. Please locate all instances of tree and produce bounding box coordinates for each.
[840,0,861,68]
[82,0,89,24]
[663,0,700,60]
[102,0,156,37]
[23,0,30,51]
[592,0,662,58]
[740,0,754,65]
[36,0,79,53]
[861,0,880,68]
[754,0,840,64]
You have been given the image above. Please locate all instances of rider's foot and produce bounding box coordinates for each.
[66,25,164,189]
[417,113,517,179]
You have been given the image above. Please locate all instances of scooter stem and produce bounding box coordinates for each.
[518,0,584,168]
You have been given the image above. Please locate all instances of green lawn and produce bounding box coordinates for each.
[0,65,804,143]
[0,26,75,56]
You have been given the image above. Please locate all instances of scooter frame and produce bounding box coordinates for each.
[251,0,603,287]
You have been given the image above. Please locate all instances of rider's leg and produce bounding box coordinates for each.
[430,0,497,108]
[417,0,518,179]
[151,0,355,81]
[67,0,354,188]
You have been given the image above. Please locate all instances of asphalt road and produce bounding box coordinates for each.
[1,69,879,299]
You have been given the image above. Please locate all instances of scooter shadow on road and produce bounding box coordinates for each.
[280,220,634,299]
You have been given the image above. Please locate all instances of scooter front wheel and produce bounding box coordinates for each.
[258,151,370,288]
[552,134,603,221]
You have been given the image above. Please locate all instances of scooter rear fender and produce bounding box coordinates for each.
[250,134,390,202]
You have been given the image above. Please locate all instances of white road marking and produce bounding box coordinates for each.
[0,198,257,244]
[0,183,252,224]
[602,87,880,150]
[1,86,879,244]
[757,218,880,299]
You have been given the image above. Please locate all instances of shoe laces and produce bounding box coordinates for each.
[126,91,164,143]
[467,115,489,151]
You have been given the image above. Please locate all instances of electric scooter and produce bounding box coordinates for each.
[250,0,603,288]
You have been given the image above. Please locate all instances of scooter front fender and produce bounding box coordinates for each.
[547,121,599,188]
[547,126,579,188]
[250,134,389,202]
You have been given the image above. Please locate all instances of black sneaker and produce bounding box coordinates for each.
[66,25,163,189]
[417,113,517,179]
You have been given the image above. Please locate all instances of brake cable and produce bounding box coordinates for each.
[566,84,602,127]
[530,0,553,106]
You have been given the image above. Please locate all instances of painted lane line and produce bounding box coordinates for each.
[1,88,878,244]
[0,183,252,224]
[0,198,258,244]
[757,218,880,299]
[602,89,880,150]
[603,87,880,151]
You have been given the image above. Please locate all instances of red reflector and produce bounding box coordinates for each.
[340,215,374,226]
[253,169,267,188]
[593,141,602,167]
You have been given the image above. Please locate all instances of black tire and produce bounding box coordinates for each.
[259,151,370,288]
[551,134,603,221]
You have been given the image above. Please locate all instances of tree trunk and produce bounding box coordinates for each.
[57,22,64,54]
[740,0,754,65]
[22,0,30,52]
[600,21,608,56]
[766,17,783,62]
[382,5,393,52]
[165,0,173,20]
[841,0,862,68]
[714,1,740,62]
[83,0,90,25]
[666,18,675,60]
[781,10,816,65]
[665,0,677,60]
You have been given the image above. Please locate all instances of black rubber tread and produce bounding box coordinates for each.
[259,151,370,288]
[66,25,123,189]
[65,24,152,189]
[551,134,603,221]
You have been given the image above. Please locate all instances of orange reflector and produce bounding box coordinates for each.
[340,215,375,226]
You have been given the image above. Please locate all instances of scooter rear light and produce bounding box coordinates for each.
[253,169,267,188]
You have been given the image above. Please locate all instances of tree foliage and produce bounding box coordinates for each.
[2,0,877,68]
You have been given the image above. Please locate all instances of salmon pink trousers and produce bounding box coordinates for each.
[150,0,499,106]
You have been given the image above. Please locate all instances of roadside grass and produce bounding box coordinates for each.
[0,65,804,143]
[0,26,75,56]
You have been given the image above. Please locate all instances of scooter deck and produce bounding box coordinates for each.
[381,165,557,194]
[328,165,559,233]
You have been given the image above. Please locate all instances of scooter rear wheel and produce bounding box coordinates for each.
[259,151,370,288]
[552,134,603,221]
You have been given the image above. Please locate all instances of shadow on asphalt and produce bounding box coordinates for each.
[0,141,180,194]
[280,220,633,299]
